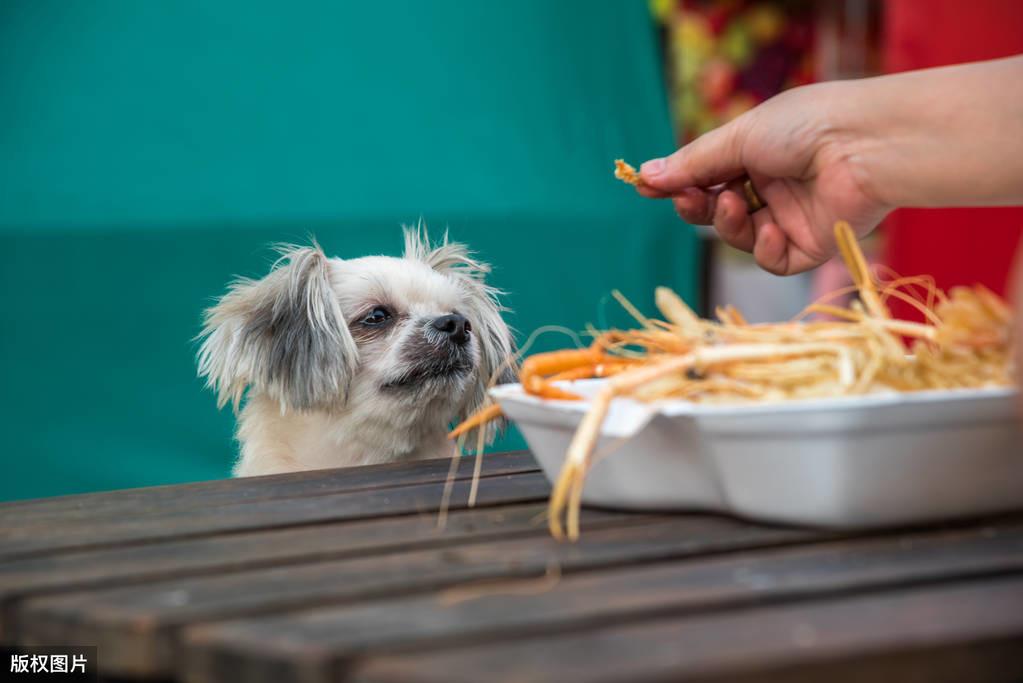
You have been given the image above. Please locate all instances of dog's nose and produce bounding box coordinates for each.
[432,314,472,345]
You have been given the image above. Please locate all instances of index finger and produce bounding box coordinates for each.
[639,117,750,193]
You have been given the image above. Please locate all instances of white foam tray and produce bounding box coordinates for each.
[490,380,1023,528]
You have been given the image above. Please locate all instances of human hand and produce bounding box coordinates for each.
[636,57,1023,276]
[637,82,891,275]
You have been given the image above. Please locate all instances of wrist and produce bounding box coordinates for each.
[830,58,1023,208]
[809,79,903,212]
[824,75,942,210]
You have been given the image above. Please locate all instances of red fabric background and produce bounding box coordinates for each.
[882,0,1023,318]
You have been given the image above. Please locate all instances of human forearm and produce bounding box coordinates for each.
[839,55,1023,209]
[635,55,1023,276]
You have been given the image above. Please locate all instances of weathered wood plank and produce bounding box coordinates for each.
[0,503,650,634]
[0,471,550,561]
[178,521,1023,683]
[0,452,537,530]
[348,575,1023,683]
[13,517,818,678]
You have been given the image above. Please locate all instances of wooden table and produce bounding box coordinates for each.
[2,451,1022,683]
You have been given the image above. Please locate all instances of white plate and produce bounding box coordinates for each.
[490,380,1023,528]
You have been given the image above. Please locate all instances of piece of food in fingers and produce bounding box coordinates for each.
[614,159,642,186]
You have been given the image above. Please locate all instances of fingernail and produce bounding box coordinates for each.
[641,158,665,176]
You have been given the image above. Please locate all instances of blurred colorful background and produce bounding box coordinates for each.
[1,0,1020,501]
[655,0,1022,326]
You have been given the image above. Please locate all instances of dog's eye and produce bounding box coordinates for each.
[361,306,393,326]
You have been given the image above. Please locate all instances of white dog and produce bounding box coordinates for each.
[198,228,516,476]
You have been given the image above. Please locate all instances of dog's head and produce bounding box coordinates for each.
[197,227,515,444]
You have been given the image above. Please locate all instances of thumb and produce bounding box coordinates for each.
[640,116,750,193]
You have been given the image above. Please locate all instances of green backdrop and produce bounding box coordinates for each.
[0,1,696,501]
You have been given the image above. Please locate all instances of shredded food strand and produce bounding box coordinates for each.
[450,219,1015,542]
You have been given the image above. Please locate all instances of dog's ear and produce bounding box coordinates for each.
[404,225,518,446]
[197,244,358,413]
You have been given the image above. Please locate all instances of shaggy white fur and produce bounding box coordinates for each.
[198,227,515,476]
